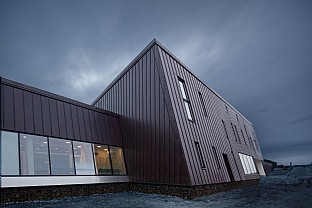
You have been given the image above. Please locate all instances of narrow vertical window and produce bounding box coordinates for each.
[234,125,241,143]
[221,120,229,139]
[212,146,221,169]
[198,91,207,116]
[231,123,238,142]
[225,105,229,114]
[195,141,205,168]
[236,114,239,122]
[241,129,247,146]
[178,77,194,121]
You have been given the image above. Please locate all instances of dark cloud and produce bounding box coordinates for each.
[1,0,312,164]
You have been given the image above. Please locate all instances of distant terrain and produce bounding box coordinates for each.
[3,166,312,208]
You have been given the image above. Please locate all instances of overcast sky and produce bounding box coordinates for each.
[1,0,311,165]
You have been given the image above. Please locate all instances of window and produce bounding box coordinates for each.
[1,131,19,175]
[234,125,241,143]
[73,141,95,175]
[231,123,238,142]
[20,134,50,175]
[221,120,229,139]
[93,144,112,175]
[236,114,239,122]
[238,153,257,174]
[241,129,247,146]
[49,138,75,175]
[225,105,229,114]
[178,78,194,121]
[212,147,221,169]
[195,142,205,168]
[110,146,127,175]
[198,92,207,116]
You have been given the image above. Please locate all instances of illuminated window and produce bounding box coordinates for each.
[238,153,257,174]
[93,144,112,175]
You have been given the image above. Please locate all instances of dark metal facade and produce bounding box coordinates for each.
[93,39,263,186]
[1,77,122,146]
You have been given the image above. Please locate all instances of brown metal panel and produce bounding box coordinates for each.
[83,108,92,141]
[41,96,52,135]
[24,91,34,134]
[2,85,15,130]
[32,93,43,134]
[64,102,74,139]
[89,110,98,143]
[70,104,80,140]
[56,100,67,138]
[77,107,86,140]
[14,88,25,132]
[49,98,59,137]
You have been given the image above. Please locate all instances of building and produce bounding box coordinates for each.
[0,39,265,202]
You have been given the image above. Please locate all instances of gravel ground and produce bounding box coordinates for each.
[2,167,312,208]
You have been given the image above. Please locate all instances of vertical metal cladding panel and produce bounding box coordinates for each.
[14,88,25,132]
[2,85,15,130]
[64,102,74,139]
[93,44,190,185]
[32,93,43,134]
[57,100,67,138]
[24,91,34,134]
[49,98,60,137]
[70,104,81,140]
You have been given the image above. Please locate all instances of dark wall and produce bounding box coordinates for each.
[94,44,190,185]
[0,77,122,146]
[157,44,262,185]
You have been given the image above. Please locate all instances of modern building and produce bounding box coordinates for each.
[0,39,265,202]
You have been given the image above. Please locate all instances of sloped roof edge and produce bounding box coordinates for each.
[92,39,252,125]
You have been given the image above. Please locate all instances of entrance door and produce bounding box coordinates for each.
[223,153,235,182]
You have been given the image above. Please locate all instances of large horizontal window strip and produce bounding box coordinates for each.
[178,77,195,121]
[238,153,257,175]
[0,130,127,177]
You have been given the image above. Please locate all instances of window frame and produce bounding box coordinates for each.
[178,77,195,121]
[195,141,206,169]
[198,91,208,117]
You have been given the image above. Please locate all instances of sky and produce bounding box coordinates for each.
[1,0,311,165]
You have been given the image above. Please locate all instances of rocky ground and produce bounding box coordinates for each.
[2,166,312,208]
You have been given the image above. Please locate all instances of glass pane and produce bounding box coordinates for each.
[93,144,112,175]
[239,153,248,174]
[49,138,75,175]
[110,146,127,175]
[73,141,95,175]
[20,134,50,175]
[184,101,193,120]
[1,131,19,175]
[178,80,187,100]
[244,155,252,174]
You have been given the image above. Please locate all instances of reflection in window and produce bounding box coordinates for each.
[73,141,95,175]
[239,153,257,174]
[110,146,127,175]
[93,144,112,175]
[178,78,194,121]
[20,134,50,175]
[1,131,20,175]
[49,138,75,175]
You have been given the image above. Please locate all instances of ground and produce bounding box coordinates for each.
[2,166,312,208]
